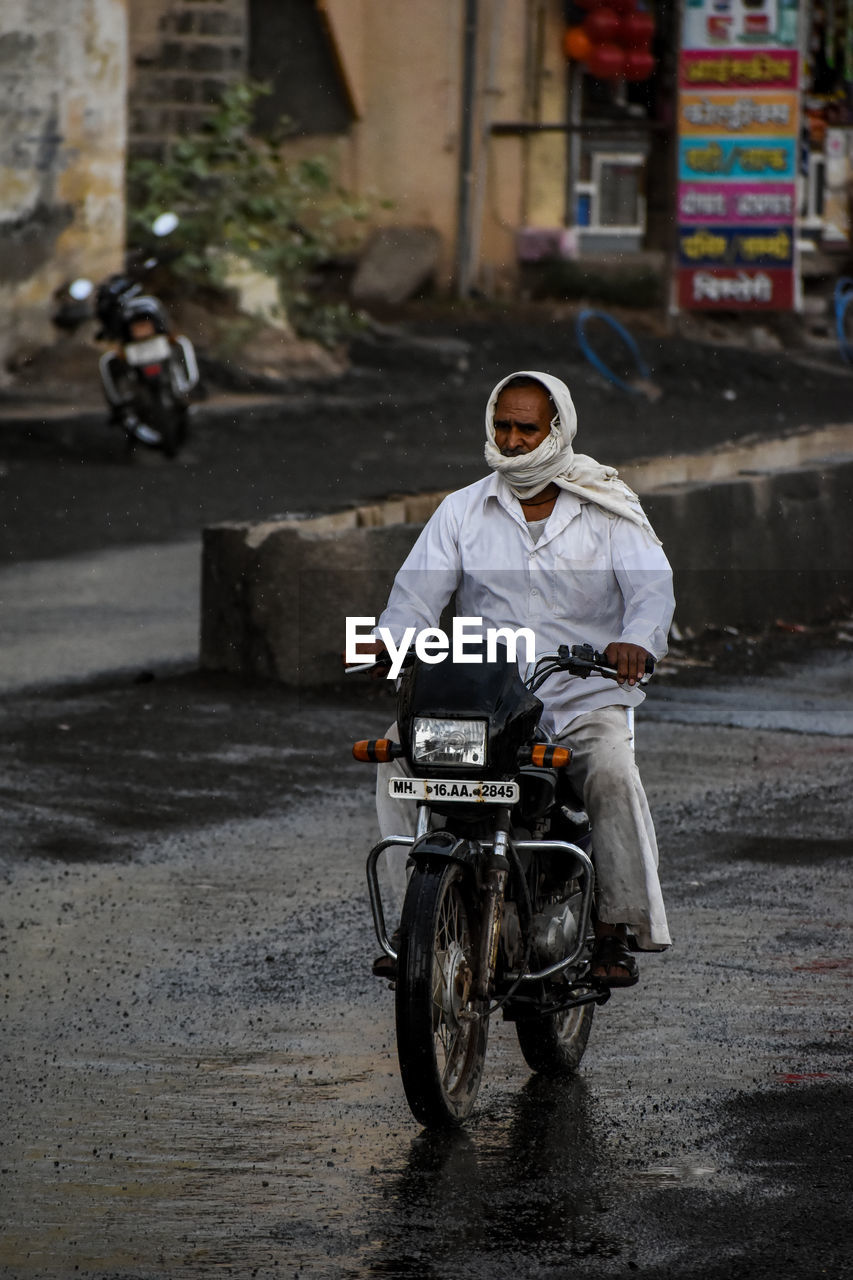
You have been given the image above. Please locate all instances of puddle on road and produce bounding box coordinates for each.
[2,1021,737,1279]
[633,1159,717,1185]
[720,834,852,863]
[351,1069,735,1279]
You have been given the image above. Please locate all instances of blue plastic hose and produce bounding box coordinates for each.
[575,308,651,393]
[834,276,853,365]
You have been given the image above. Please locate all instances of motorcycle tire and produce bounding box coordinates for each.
[515,997,594,1077]
[395,861,488,1128]
[135,380,187,459]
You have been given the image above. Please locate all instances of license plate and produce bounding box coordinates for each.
[124,335,171,365]
[388,777,519,804]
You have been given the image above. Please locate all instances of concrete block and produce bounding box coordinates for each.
[350,227,442,306]
[201,512,426,685]
[200,457,853,686]
[643,456,853,633]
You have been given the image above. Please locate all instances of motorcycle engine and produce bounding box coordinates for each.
[500,899,579,970]
[530,901,578,967]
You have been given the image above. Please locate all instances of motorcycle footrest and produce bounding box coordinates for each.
[501,984,610,1020]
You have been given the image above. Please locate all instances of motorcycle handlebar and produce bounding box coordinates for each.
[345,643,654,683]
[344,650,394,675]
[526,644,655,694]
[577,646,655,678]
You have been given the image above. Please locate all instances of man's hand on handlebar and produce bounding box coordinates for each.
[604,641,652,687]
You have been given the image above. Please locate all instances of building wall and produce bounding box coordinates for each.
[338,0,468,275]
[0,0,127,372]
[320,0,568,290]
[120,0,574,291]
[127,0,246,158]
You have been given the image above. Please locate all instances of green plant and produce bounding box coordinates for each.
[128,81,369,342]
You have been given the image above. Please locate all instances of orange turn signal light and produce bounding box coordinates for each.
[352,739,400,763]
[530,744,571,768]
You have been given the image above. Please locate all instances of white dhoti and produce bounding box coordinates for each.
[557,705,670,951]
[375,705,670,952]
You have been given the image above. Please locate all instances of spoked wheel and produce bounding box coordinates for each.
[515,883,595,1076]
[395,862,488,1128]
[515,999,594,1077]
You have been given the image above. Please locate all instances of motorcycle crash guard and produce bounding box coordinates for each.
[365,828,485,963]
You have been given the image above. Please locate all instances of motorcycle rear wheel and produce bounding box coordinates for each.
[515,998,594,1077]
[395,861,488,1128]
[135,380,187,459]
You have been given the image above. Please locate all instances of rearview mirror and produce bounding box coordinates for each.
[152,212,180,238]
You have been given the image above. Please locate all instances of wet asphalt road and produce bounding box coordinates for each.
[1,651,852,1279]
[3,317,853,565]
[2,318,853,1277]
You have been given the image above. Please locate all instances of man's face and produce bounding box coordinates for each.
[493,383,553,457]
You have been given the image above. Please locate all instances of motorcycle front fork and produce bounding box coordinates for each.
[473,811,512,1002]
[366,803,513,1006]
[366,803,595,990]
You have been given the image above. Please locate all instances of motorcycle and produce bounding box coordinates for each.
[351,641,654,1129]
[56,213,199,458]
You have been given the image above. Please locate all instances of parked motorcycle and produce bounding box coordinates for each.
[351,641,654,1129]
[57,213,199,458]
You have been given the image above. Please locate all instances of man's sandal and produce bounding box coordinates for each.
[372,953,397,979]
[372,929,400,980]
[590,935,639,988]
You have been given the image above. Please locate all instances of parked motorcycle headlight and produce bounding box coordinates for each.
[412,717,488,768]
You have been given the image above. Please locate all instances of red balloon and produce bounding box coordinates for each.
[584,7,620,42]
[607,0,637,14]
[620,10,655,48]
[623,48,656,79]
[586,42,626,79]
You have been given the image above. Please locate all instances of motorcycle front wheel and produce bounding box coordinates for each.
[395,861,488,1128]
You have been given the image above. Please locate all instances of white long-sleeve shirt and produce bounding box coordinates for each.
[376,472,675,736]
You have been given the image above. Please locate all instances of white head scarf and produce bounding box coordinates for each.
[484,369,660,542]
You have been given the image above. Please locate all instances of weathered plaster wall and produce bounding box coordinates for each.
[0,0,127,373]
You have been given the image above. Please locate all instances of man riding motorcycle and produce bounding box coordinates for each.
[359,370,675,987]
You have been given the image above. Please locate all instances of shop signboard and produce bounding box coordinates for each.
[677,266,795,309]
[678,182,797,221]
[678,137,797,181]
[678,0,801,311]
[678,90,798,136]
[679,224,794,265]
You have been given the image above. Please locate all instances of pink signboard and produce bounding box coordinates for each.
[678,182,797,223]
[680,49,798,91]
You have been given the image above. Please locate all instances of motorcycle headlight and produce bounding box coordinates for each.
[412,717,488,768]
